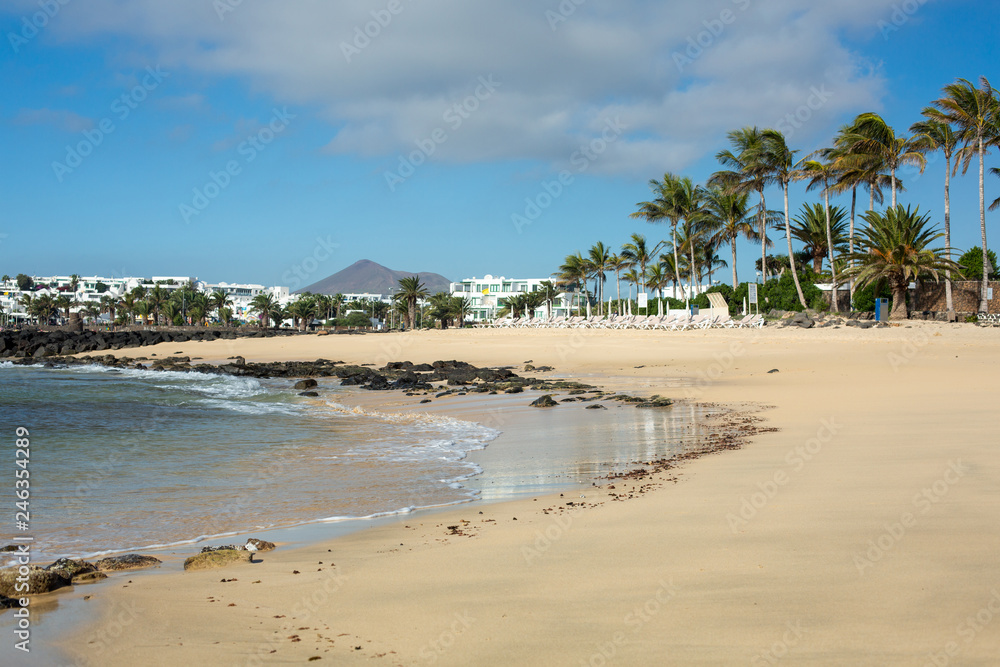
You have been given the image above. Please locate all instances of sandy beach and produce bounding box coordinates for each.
[51,323,1000,665]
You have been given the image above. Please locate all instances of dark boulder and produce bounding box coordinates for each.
[299,391,320,397]
[293,379,318,390]
[530,395,559,408]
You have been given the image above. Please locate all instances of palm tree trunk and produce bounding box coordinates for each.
[891,167,897,208]
[823,183,839,312]
[672,221,682,305]
[731,237,739,289]
[615,271,621,315]
[759,190,768,281]
[944,152,953,313]
[890,282,908,320]
[849,186,857,308]
[979,138,989,313]
[689,243,696,304]
[784,182,808,309]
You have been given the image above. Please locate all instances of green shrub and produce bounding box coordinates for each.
[335,313,373,327]
[957,247,998,280]
[852,280,893,312]
[759,271,823,312]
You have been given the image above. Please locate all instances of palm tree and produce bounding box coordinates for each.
[188,292,210,326]
[331,293,347,320]
[842,113,928,208]
[55,294,72,321]
[99,295,117,324]
[450,296,472,327]
[161,301,180,326]
[30,294,58,325]
[631,174,682,295]
[622,268,641,313]
[69,274,80,294]
[134,300,152,326]
[394,276,428,329]
[911,114,960,314]
[712,127,773,280]
[760,129,808,309]
[81,304,100,325]
[588,242,612,315]
[537,280,560,320]
[791,204,848,273]
[932,76,1000,313]
[621,233,661,305]
[843,206,962,320]
[798,156,845,309]
[557,253,590,316]
[704,185,764,289]
[645,263,669,316]
[147,285,168,326]
[250,293,277,329]
[210,290,233,325]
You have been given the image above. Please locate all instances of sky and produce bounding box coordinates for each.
[1,0,998,290]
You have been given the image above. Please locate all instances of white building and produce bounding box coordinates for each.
[449,275,573,322]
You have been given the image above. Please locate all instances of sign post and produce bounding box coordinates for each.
[748,283,759,315]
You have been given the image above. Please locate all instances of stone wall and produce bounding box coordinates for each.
[911,281,1000,314]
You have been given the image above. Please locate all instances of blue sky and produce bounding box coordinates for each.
[1,0,997,289]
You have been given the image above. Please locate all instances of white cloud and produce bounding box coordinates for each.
[36,0,908,174]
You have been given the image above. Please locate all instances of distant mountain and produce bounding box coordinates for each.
[297,259,452,295]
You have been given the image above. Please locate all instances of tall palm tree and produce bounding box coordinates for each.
[331,293,347,319]
[932,76,1000,313]
[658,251,680,300]
[711,127,773,280]
[843,206,962,320]
[762,129,808,309]
[704,185,764,289]
[54,294,72,320]
[146,285,168,326]
[69,274,80,294]
[588,242,612,315]
[911,114,960,313]
[210,290,233,325]
[791,204,848,273]
[798,156,844,309]
[394,276,428,329]
[631,173,682,293]
[842,113,928,208]
[250,293,277,329]
[620,233,661,300]
[669,177,709,301]
[99,295,117,324]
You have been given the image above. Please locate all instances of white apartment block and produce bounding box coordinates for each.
[449,275,573,322]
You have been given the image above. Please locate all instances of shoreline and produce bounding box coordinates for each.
[6,322,999,664]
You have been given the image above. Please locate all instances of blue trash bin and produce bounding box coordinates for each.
[875,298,889,322]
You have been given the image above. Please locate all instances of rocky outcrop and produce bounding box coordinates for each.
[94,554,162,572]
[0,566,72,596]
[183,549,251,571]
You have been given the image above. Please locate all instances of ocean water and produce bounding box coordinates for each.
[0,363,499,565]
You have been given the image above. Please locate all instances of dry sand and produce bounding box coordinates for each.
[58,323,1000,665]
